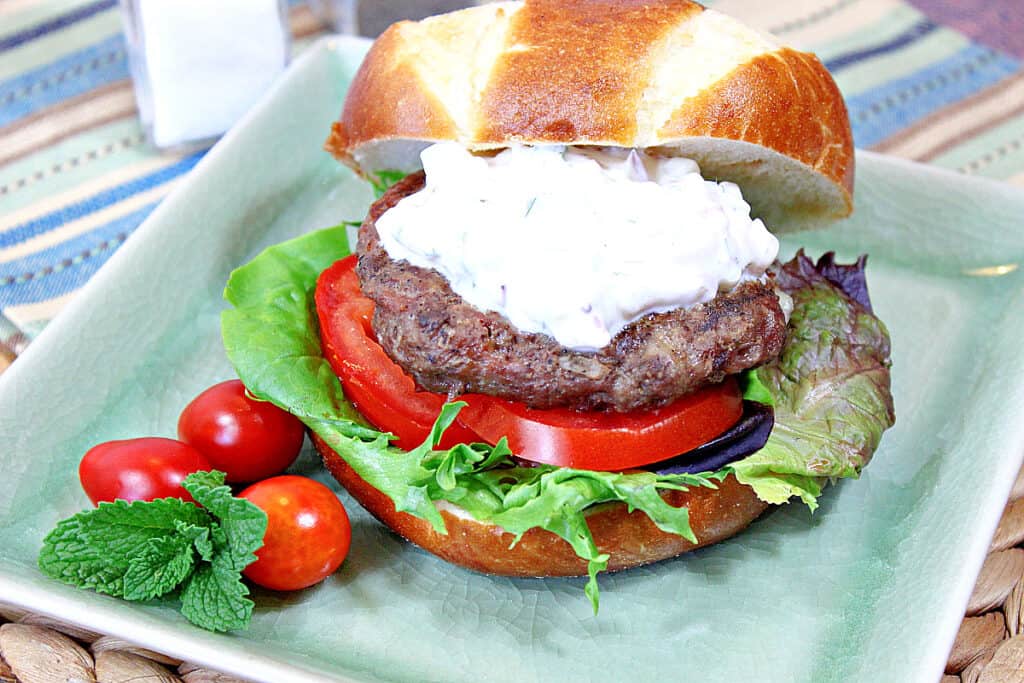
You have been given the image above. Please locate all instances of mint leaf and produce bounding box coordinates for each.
[123,535,196,601]
[39,498,212,597]
[176,471,264,632]
[176,521,215,562]
[180,559,253,633]
[182,471,266,572]
[40,471,268,632]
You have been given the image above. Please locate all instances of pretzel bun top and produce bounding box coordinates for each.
[325,0,854,231]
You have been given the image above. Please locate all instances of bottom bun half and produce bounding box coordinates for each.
[313,433,771,577]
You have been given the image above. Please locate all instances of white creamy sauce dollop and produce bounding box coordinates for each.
[375,143,779,351]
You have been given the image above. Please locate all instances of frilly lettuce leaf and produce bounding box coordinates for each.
[729,250,895,508]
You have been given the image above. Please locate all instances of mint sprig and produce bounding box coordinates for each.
[38,471,267,632]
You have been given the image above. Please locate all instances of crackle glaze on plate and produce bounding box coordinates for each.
[1,37,1024,683]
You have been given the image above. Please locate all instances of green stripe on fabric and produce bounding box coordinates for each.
[930,115,1024,180]
[0,13,119,81]
[804,4,923,60]
[833,29,971,97]
[0,118,146,213]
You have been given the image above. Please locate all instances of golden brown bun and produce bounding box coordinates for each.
[326,0,854,231]
[314,433,769,576]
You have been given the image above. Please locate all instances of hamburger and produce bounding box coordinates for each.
[222,0,895,609]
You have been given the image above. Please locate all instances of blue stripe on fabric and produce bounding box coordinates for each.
[846,43,1020,148]
[0,0,117,53]
[0,202,157,308]
[0,202,151,283]
[824,20,939,73]
[0,33,127,127]
[0,151,204,249]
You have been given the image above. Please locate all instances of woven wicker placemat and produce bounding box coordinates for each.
[941,465,1024,683]
[0,613,249,682]
[4,473,1024,683]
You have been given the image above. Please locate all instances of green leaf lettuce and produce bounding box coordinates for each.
[729,252,896,508]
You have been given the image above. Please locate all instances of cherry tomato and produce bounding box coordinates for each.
[79,437,212,505]
[178,380,305,483]
[457,378,742,471]
[239,476,351,591]
[315,255,743,469]
[315,256,480,449]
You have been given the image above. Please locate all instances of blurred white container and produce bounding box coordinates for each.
[120,0,291,150]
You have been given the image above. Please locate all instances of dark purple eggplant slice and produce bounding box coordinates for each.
[650,401,774,475]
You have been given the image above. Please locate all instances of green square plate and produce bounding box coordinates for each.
[2,37,1024,683]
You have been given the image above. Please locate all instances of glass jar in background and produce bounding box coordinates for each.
[119,0,291,151]
[310,0,493,37]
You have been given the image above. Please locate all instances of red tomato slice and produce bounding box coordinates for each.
[315,255,743,469]
[457,379,742,471]
[315,256,479,449]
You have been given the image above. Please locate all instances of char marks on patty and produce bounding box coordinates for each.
[356,171,787,412]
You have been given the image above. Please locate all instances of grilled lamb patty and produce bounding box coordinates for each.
[355,171,787,412]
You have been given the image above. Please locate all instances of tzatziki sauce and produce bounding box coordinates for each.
[374,142,779,351]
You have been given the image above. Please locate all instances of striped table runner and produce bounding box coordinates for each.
[1,0,1022,357]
